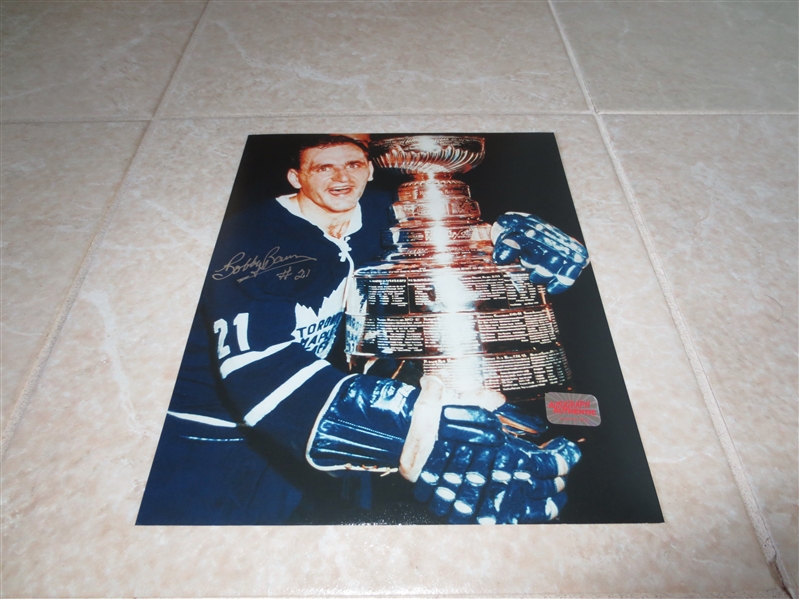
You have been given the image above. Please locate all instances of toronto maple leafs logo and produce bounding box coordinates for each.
[292,277,348,358]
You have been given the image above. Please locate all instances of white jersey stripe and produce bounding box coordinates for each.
[243,360,330,426]
[167,410,238,428]
[219,341,293,379]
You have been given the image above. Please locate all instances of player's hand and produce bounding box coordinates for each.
[412,405,581,524]
[399,376,504,482]
[491,212,589,294]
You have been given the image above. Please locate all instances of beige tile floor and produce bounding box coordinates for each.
[1,2,796,597]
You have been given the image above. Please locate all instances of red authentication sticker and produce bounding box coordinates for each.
[545,392,601,427]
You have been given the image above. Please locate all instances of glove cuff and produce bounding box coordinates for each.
[306,374,420,473]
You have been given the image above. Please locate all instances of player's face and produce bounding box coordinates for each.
[289,143,374,214]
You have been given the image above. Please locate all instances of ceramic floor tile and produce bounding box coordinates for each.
[159,1,587,118]
[604,114,798,594]
[0,116,782,597]
[553,1,799,113]
[0,121,147,432]
[0,1,205,121]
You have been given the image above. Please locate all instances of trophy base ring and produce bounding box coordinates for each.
[349,348,571,400]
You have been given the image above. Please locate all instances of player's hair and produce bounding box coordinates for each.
[290,135,369,170]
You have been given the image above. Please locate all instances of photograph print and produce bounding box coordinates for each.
[137,132,663,526]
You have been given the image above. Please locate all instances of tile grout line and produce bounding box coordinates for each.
[0,593,789,599]
[591,114,791,596]
[0,110,594,125]
[599,110,799,116]
[150,0,213,123]
[4,110,798,126]
[0,0,214,462]
[0,120,154,460]
[547,1,793,597]
[5,592,790,599]
[0,116,154,125]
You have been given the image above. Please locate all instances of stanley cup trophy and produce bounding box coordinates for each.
[345,135,573,402]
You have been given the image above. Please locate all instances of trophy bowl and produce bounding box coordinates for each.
[372,135,485,175]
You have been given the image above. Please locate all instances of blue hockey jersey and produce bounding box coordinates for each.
[137,188,394,524]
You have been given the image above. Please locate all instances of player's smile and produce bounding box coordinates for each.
[328,184,354,195]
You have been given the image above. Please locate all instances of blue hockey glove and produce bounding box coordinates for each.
[491,212,589,294]
[306,375,420,474]
[414,405,581,524]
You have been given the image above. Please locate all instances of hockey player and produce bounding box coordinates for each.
[137,135,587,525]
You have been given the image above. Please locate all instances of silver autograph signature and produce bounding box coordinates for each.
[212,247,317,283]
